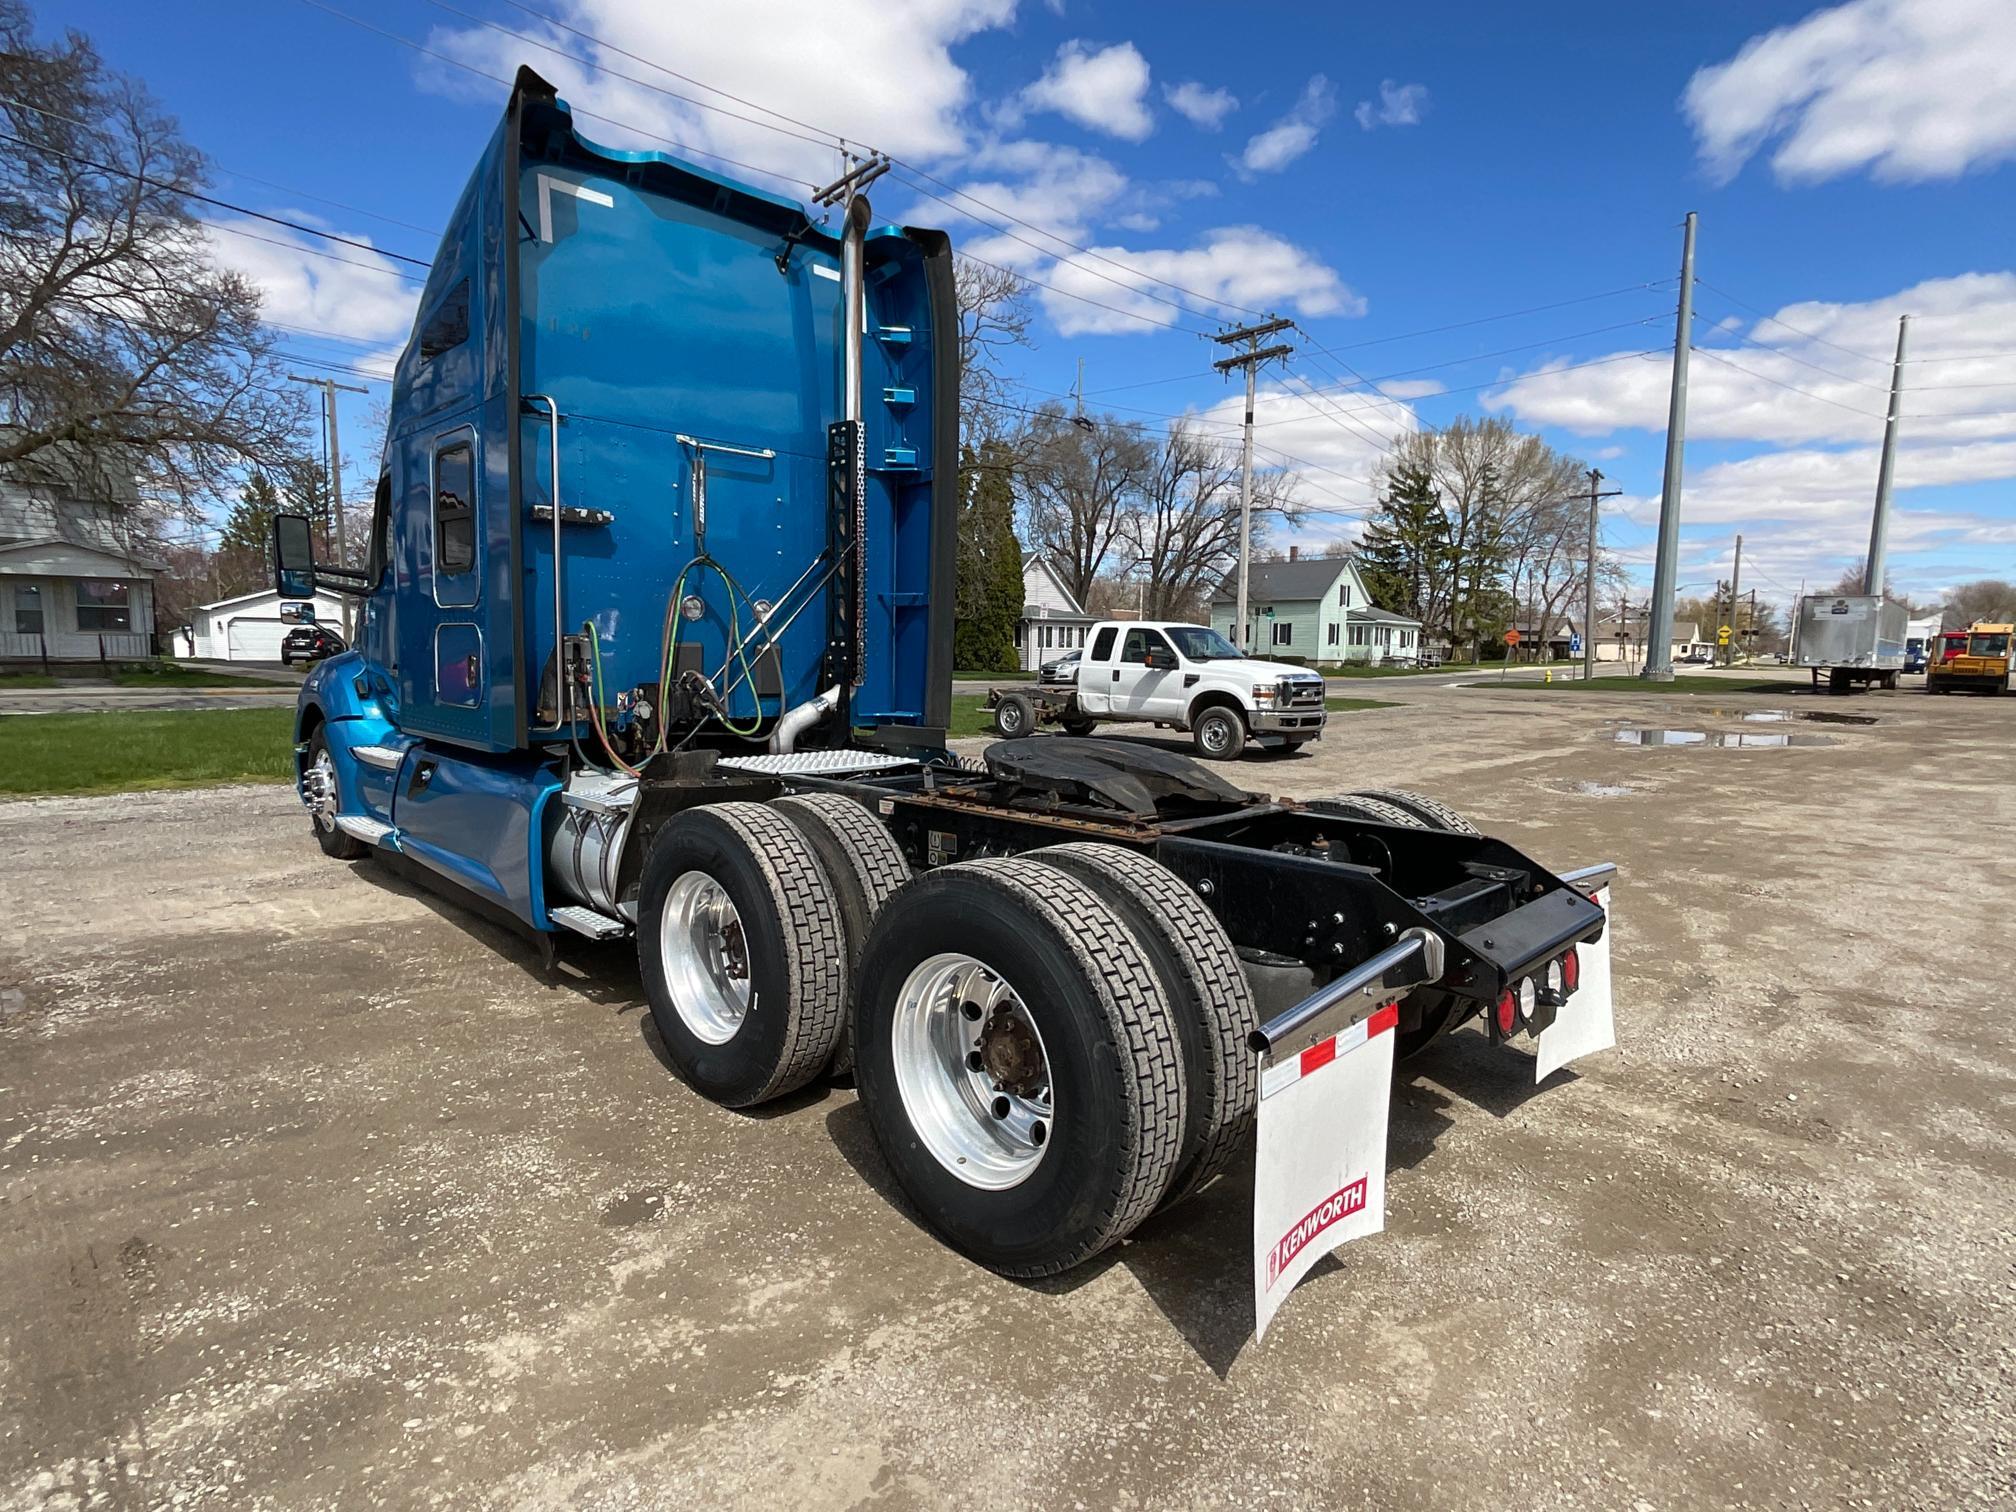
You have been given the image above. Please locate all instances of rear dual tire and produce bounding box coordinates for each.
[853,858,1188,1276]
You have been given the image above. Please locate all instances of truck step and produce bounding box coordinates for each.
[549,905,630,940]
[716,750,919,777]
[349,745,404,772]
[333,815,395,845]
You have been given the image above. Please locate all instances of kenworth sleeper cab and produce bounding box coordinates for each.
[274,70,1617,1313]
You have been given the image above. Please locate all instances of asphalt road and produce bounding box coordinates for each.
[2,677,2010,1508]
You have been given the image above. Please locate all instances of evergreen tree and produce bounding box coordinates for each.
[953,440,1024,671]
[1356,463,1447,620]
[214,470,285,596]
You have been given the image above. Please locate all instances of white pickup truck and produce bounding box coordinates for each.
[988,620,1329,759]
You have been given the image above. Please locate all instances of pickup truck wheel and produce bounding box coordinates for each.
[992,692,1034,738]
[772,794,912,1077]
[1191,705,1245,760]
[303,729,369,860]
[1030,843,1256,1211]
[1061,718,1098,737]
[638,802,847,1107]
[853,858,1186,1276]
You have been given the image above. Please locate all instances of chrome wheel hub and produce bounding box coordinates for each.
[660,871,752,1044]
[891,953,1053,1190]
[302,748,338,832]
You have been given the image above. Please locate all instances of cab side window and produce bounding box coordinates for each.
[367,472,393,589]
[1122,628,1149,663]
[1091,626,1116,661]
[433,437,477,604]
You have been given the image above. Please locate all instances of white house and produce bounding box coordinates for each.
[187,588,350,661]
[0,480,159,664]
[1012,555,1095,670]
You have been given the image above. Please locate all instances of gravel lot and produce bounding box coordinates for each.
[2,677,2011,1509]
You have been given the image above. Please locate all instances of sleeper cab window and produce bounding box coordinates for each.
[433,438,477,598]
[418,280,470,360]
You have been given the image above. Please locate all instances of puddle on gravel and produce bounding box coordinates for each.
[600,1189,671,1227]
[1612,728,1838,748]
[1699,707,1878,726]
[1570,780,1636,796]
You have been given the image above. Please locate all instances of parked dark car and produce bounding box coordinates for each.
[281,625,346,666]
[1037,647,1082,683]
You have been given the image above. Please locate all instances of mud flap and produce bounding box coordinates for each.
[1252,1003,1397,1342]
[1535,885,1615,1083]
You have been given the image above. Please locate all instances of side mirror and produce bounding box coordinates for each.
[272,512,316,598]
[1146,647,1177,670]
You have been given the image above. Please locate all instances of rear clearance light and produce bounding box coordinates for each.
[1495,990,1517,1035]
[1561,946,1581,993]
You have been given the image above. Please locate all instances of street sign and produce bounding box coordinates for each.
[1504,628,1523,647]
[1717,624,1732,645]
[1569,632,1582,654]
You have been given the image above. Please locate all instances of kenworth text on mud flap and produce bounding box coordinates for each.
[270,68,1619,1322]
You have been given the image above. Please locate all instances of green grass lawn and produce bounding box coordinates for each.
[953,668,1035,681]
[111,662,293,688]
[1325,696,1400,711]
[0,671,58,688]
[0,708,297,797]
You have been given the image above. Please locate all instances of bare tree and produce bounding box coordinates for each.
[1018,403,1153,606]
[1125,420,1300,620]
[0,3,303,512]
[1942,578,2016,625]
[954,256,1032,444]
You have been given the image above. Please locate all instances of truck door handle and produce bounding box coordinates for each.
[465,653,479,683]
[1112,669,1120,681]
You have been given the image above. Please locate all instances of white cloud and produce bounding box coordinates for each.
[1031,227,1360,337]
[1683,0,2016,185]
[1486,271,2016,448]
[1015,40,1155,142]
[1165,80,1237,130]
[203,217,419,352]
[422,0,1017,188]
[1236,76,1335,175]
[1191,381,1421,521]
[1353,80,1428,131]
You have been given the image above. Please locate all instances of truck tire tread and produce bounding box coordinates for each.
[772,793,912,1076]
[1029,842,1257,1209]
[639,801,847,1106]
[1307,794,1427,828]
[1350,787,1480,834]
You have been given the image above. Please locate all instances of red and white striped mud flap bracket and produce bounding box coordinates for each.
[1535,883,1616,1083]
[1252,1002,1398,1342]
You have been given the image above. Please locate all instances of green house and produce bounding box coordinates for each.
[1209,551,1424,665]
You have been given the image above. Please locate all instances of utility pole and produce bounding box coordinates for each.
[1642,211,1697,682]
[1790,575,1805,662]
[1213,318,1294,651]
[1581,468,1621,683]
[288,374,369,640]
[1864,313,1910,597]
[1723,533,1743,665]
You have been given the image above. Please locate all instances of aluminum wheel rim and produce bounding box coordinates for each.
[1000,703,1025,734]
[1201,714,1235,754]
[303,748,338,832]
[660,871,753,1045]
[891,952,1053,1190]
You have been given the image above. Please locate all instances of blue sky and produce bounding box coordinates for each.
[61,0,2016,615]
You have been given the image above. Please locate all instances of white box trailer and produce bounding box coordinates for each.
[1796,593,1908,691]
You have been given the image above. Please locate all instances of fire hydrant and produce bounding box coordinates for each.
[1544,669,1553,685]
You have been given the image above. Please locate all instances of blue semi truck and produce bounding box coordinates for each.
[273,69,1616,1281]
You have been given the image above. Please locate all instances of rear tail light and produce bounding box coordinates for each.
[1495,990,1517,1035]
[1561,946,1581,993]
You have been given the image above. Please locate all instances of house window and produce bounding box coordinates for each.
[1041,625,1053,649]
[75,579,130,632]
[1272,621,1293,647]
[1327,622,1338,646]
[14,582,43,635]
[1013,622,1024,647]
[1338,582,1351,607]
[1350,624,1368,646]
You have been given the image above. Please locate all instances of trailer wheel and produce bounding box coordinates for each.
[1192,706,1245,761]
[992,692,1035,738]
[1348,788,1481,835]
[772,794,912,1076]
[303,728,369,860]
[853,858,1185,1275]
[1061,718,1098,737]
[638,802,847,1108]
[1029,843,1257,1211]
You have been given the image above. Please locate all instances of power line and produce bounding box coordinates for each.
[1692,279,1892,367]
[1686,345,1889,420]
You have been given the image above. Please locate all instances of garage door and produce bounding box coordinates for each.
[225,617,287,661]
